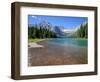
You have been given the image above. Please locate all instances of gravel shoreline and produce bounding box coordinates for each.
[28,41,87,66]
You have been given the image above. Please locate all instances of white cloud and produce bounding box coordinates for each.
[31,15,41,21]
[31,16,37,18]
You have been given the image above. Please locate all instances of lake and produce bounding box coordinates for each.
[47,38,87,47]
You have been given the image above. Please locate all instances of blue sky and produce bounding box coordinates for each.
[28,15,87,29]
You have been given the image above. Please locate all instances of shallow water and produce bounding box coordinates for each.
[47,38,87,47]
[28,40,87,66]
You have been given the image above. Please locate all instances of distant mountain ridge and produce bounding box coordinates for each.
[29,21,65,37]
[64,22,88,38]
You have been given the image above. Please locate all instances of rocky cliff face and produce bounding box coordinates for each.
[38,21,52,30]
[54,26,65,37]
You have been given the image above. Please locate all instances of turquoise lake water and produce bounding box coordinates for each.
[47,38,87,47]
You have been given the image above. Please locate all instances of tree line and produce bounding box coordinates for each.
[28,26,57,39]
[28,22,88,39]
[76,23,88,38]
